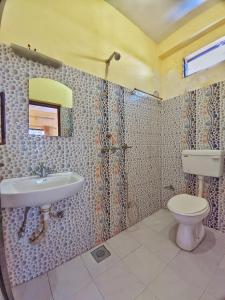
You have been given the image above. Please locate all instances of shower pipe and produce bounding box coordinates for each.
[105,51,121,79]
[0,0,6,27]
[131,88,163,101]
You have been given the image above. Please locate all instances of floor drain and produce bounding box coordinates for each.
[91,245,111,263]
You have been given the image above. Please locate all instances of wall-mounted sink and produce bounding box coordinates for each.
[0,172,84,208]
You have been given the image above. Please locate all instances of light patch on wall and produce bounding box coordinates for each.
[29,78,73,108]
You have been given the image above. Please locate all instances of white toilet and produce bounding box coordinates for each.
[167,150,225,251]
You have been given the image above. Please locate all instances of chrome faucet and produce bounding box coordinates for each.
[33,162,54,178]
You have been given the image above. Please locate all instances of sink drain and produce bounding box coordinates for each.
[91,245,111,263]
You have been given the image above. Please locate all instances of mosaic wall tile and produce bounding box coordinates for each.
[196,84,221,229]
[162,81,225,232]
[218,81,225,232]
[124,93,162,225]
[161,95,186,207]
[0,44,162,286]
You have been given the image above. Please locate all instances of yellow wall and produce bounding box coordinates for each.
[0,0,160,94]
[1,0,225,100]
[159,2,225,99]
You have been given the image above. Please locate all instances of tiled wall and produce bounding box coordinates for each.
[2,42,225,287]
[0,44,161,286]
[125,93,162,224]
[162,81,225,232]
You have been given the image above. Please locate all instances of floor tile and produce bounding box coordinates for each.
[126,222,147,233]
[11,212,225,300]
[74,282,104,300]
[160,222,178,243]
[219,254,225,269]
[106,230,141,258]
[94,261,145,300]
[123,246,167,285]
[204,268,225,299]
[192,228,225,265]
[129,223,180,262]
[167,249,216,289]
[135,286,159,300]
[12,274,53,300]
[149,266,204,300]
[199,292,220,300]
[81,243,120,278]
[48,256,92,300]
[142,209,176,232]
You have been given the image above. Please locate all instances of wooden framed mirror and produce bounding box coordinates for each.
[0,92,6,145]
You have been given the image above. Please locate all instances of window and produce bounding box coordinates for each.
[29,101,60,137]
[184,36,225,77]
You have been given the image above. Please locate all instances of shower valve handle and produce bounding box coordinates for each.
[122,144,133,150]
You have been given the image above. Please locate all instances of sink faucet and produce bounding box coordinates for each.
[33,162,54,178]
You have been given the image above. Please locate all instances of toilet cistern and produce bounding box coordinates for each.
[167,149,225,251]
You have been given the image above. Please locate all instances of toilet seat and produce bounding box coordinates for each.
[167,194,209,216]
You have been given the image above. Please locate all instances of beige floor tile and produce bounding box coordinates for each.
[48,256,92,300]
[135,286,159,300]
[167,249,216,289]
[123,246,167,285]
[94,261,145,300]
[74,282,104,300]
[81,243,120,278]
[199,291,220,300]
[204,269,225,299]
[129,223,180,262]
[149,266,204,300]
[160,223,178,242]
[219,254,225,269]
[126,222,147,233]
[12,274,53,300]
[193,228,225,263]
[106,230,141,258]
[142,209,176,232]
[11,214,225,300]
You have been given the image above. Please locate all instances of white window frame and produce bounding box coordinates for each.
[183,36,225,77]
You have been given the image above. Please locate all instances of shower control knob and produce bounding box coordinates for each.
[122,144,133,150]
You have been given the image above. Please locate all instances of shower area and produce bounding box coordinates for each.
[93,78,162,244]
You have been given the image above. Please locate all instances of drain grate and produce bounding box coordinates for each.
[91,245,111,263]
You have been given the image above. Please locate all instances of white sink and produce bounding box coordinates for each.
[0,172,84,208]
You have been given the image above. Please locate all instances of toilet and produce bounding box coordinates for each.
[167,150,225,251]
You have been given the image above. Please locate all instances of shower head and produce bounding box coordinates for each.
[106,51,121,64]
[113,52,121,61]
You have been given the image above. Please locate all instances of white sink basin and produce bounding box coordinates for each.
[0,172,84,208]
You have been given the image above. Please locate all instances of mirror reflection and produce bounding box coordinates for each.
[28,78,73,137]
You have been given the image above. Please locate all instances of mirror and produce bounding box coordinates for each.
[0,92,6,145]
[28,78,73,137]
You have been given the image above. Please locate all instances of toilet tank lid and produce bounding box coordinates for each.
[182,150,225,156]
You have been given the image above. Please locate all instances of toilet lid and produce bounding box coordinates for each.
[167,194,209,215]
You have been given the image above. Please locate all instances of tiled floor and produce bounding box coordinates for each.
[12,209,225,300]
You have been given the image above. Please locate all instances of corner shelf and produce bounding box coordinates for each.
[11,43,62,68]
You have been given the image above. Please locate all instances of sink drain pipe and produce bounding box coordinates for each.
[29,205,50,245]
